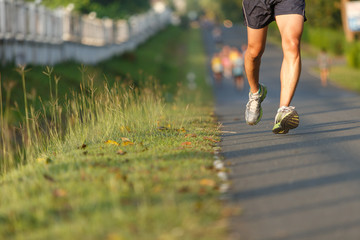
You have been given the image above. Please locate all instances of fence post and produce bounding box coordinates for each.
[0,0,5,38]
[27,2,36,41]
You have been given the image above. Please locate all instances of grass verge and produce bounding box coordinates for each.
[0,27,228,239]
[328,65,360,93]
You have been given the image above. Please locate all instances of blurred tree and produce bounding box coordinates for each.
[25,0,150,19]
[25,0,89,11]
[220,0,243,22]
[306,0,342,29]
[183,0,242,22]
[185,0,242,22]
[80,0,151,18]
[199,0,223,20]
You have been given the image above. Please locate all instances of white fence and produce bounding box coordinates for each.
[0,0,172,65]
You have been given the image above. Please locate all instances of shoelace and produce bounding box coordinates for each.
[275,106,295,123]
[277,106,295,113]
[247,94,261,112]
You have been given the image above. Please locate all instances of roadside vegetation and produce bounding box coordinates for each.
[0,26,228,239]
[24,0,150,19]
[300,25,360,93]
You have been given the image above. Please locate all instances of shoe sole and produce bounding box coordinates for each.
[272,110,299,134]
[246,85,267,125]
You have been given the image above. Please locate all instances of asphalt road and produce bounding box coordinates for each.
[204,25,360,240]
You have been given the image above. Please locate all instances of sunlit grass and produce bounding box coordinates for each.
[329,65,360,93]
[310,60,360,93]
[1,74,223,239]
[0,27,228,239]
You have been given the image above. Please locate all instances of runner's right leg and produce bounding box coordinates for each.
[244,26,268,94]
[244,26,268,125]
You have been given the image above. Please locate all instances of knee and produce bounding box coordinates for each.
[246,43,265,62]
[282,38,301,56]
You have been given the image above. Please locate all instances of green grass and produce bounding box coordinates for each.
[328,65,360,93]
[302,26,345,56]
[0,27,229,239]
[0,27,211,123]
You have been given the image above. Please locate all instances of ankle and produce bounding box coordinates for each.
[250,85,260,94]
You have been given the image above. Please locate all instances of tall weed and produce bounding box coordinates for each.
[0,66,175,174]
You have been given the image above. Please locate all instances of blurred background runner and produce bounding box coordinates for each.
[318,48,332,87]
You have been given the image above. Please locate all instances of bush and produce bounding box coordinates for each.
[302,26,346,56]
[345,42,360,68]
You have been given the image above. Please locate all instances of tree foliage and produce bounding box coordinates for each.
[25,0,150,19]
[80,0,151,18]
[186,0,342,28]
[305,0,342,29]
[220,0,243,22]
[186,0,243,22]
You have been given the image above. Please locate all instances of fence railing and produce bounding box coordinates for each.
[0,0,172,65]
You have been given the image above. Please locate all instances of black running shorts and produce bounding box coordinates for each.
[242,0,306,29]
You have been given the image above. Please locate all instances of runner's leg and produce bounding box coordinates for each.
[244,26,268,94]
[275,14,304,107]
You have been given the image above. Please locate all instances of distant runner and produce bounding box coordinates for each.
[220,45,233,78]
[230,47,245,90]
[318,48,331,87]
[242,0,306,134]
[211,53,223,83]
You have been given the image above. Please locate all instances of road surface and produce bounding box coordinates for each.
[204,25,360,240]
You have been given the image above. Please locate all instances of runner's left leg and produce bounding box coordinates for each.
[272,14,303,134]
[275,14,304,107]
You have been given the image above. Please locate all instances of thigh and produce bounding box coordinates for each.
[276,14,304,42]
[246,26,268,56]
[242,0,275,29]
[274,0,306,19]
